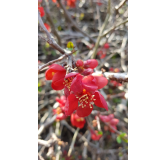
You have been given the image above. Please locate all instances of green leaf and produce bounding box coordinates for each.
[98,131,103,135]
[119,132,126,138]
[116,136,121,144]
[38,87,42,92]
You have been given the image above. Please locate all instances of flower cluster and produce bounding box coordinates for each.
[45,59,108,117]
[71,113,86,129]
[98,114,119,133]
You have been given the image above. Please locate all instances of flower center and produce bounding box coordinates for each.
[76,118,84,122]
[76,89,96,109]
[52,72,55,76]
[63,77,74,91]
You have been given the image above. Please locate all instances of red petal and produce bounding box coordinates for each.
[93,75,108,89]
[45,68,57,80]
[52,71,66,83]
[65,72,78,79]
[51,80,64,90]
[64,94,78,116]
[50,64,66,72]
[71,113,76,127]
[82,75,98,94]
[76,103,93,117]
[94,91,108,111]
[70,74,83,95]
[64,86,70,98]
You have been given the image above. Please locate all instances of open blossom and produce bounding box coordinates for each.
[64,74,108,117]
[99,114,119,133]
[45,64,66,90]
[45,64,78,92]
[71,113,86,129]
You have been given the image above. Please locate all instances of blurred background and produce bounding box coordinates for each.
[38,0,128,159]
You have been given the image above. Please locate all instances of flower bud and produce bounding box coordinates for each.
[76,59,84,67]
[104,43,110,49]
[84,59,98,69]
[82,68,94,76]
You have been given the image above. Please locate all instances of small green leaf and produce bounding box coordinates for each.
[116,136,121,144]
[119,132,126,138]
[98,131,103,135]
[38,87,42,92]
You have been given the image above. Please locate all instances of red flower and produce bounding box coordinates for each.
[99,114,119,133]
[44,23,51,32]
[52,0,56,2]
[38,6,45,17]
[64,74,108,117]
[52,107,67,121]
[45,64,78,91]
[91,130,102,141]
[53,96,67,121]
[71,113,85,129]
[55,95,67,111]
[45,64,66,90]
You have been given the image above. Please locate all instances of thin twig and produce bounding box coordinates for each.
[101,18,128,38]
[38,48,76,73]
[93,72,128,82]
[38,11,66,54]
[68,128,80,157]
[38,115,57,136]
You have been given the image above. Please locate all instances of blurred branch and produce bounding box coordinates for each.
[43,0,62,46]
[102,18,128,38]
[38,11,66,54]
[93,72,128,82]
[38,133,66,147]
[38,49,76,73]
[38,115,57,136]
[57,0,95,43]
[115,0,128,10]
[68,128,79,157]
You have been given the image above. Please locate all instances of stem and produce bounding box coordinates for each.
[68,128,80,157]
